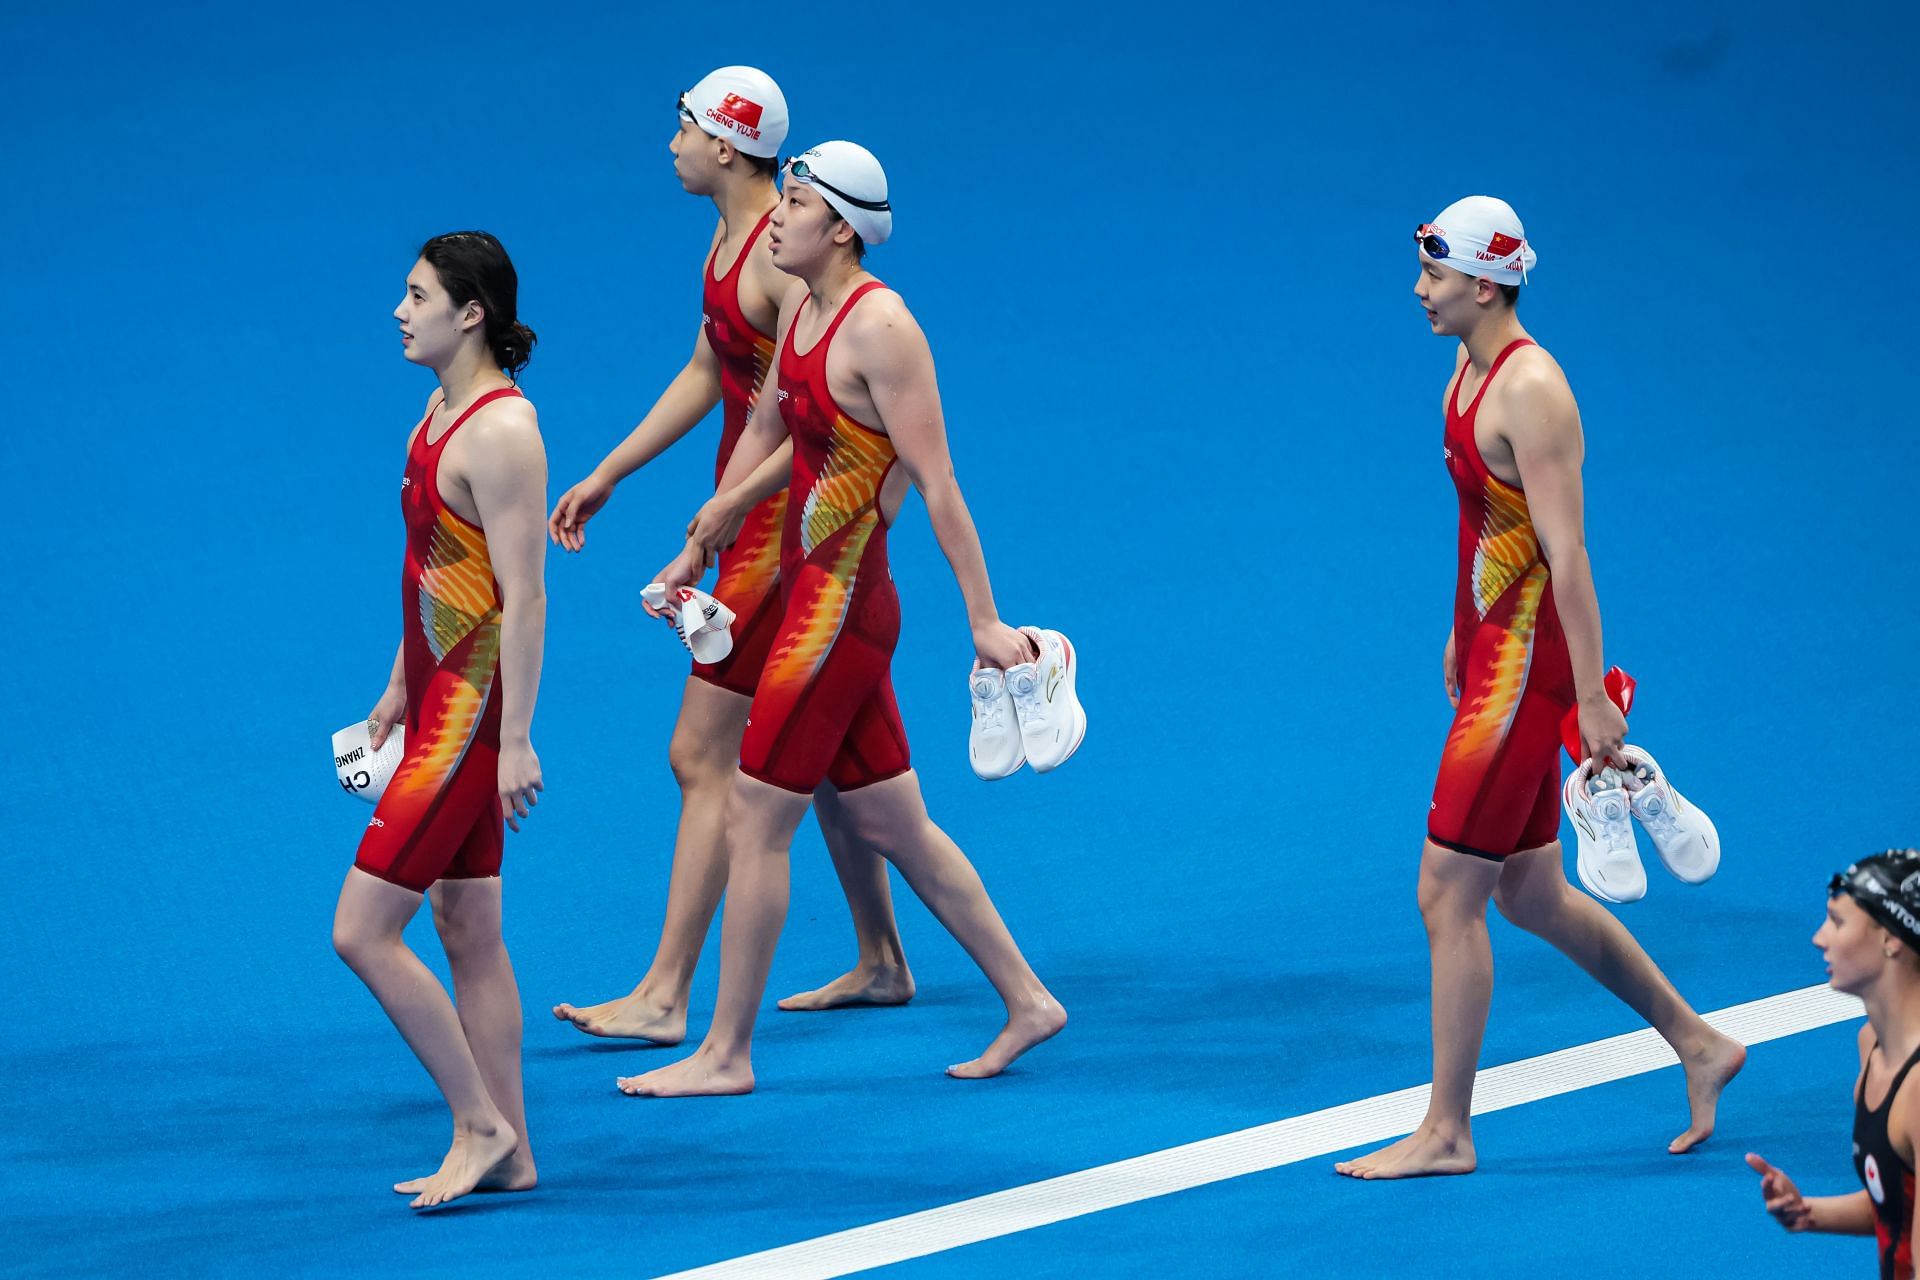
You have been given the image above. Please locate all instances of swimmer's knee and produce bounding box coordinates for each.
[438,918,503,967]
[332,914,382,970]
[1490,878,1538,928]
[1415,854,1492,927]
[669,725,732,789]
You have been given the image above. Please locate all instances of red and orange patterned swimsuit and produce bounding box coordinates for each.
[355,388,519,891]
[1428,340,1576,859]
[739,282,911,794]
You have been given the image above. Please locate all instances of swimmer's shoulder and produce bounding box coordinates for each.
[1486,341,1578,430]
[464,389,541,445]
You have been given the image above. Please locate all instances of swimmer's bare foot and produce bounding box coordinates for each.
[406,1120,520,1209]
[394,1146,537,1196]
[777,963,916,1011]
[617,1044,753,1098]
[1669,1028,1747,1154]
[550,985,687,1044]
[1334,1125,1477,1180]
[945,997,1067,1079]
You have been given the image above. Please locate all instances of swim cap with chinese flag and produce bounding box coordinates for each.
[1420,194,1538,285]
[682,66,788,158]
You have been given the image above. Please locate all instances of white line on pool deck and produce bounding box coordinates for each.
[653,984,1861,1279]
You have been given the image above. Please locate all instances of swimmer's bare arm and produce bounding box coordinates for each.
[466,399,548,830]
[369,399,442,748]
[653,282,806,603]
[1746,1151,1873,1234]
[853,301,1034,671]
[1746,1031,1878,1235]
[705,279,808,507]
[548,328,724,552]
[1500,369,1626,767]
[1440,346,1468,708]
[368,643,406,750]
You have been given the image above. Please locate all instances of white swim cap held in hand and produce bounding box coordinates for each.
[680,66,788,159]
[641,583,737,664]
[1416,195,1537,285]
[333,720,406,805]
[784,141,892,246]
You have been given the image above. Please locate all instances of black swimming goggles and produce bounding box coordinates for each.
[783,158,891,213]
[1415,224,1451,260]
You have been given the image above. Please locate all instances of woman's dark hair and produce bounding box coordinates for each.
[418,230,538,375]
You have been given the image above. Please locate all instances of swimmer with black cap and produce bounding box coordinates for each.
[1335,196,1744,1179]
[1749,851,1920,1278]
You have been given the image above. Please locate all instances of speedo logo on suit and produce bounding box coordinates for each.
[706,94,764,141]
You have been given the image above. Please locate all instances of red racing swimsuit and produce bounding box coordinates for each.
[355,388,521,892]
[739,281,911,794]
[693,209,787,695]
[1428,339,1576,859]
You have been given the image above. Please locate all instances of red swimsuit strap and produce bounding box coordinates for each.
[785,280,889,364]
[1451,337,1536,422]
[708,208,775,286]
[425,386,523,450]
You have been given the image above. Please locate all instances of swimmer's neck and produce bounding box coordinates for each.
[710,173,779,241]
[432,343,512,414]
[1860,979,1920,1063]
[1461,312,1533,373]
[799,259,872,316]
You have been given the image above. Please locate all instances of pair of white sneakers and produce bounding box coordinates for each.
[1562,745,1720,904]
[968,628,1086,779]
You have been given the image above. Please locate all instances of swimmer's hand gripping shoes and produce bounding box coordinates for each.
[1563,748,1721,904]
[970,628,1086,779]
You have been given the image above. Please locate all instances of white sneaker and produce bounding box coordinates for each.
[1620,745,1720,884]
[1005,628,1086,773]
[1564,759,1647,903]
[968,666,1025,780]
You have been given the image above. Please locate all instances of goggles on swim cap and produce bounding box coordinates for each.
[1831,849,1920,950]
[783,157,891,213]
[1416,195,1537,285]
[1416,222,1532,283]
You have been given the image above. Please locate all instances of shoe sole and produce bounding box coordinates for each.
[1028,630,1086,773]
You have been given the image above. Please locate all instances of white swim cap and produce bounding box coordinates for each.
[332,721,406,805]
[1417,195,1537,285]
[680,66,788,159]
[784,141,892,246]
[641,583,737,664]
